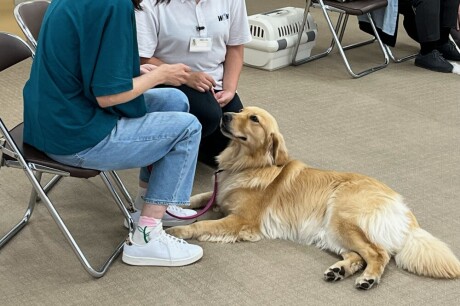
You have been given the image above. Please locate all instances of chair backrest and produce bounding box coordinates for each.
[14,0,51,49]
[321,0,388,15]
[0,32,33,72]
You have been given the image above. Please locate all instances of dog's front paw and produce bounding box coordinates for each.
[355,275,378,290]
[324,266,346,282]
[166,225,193,239]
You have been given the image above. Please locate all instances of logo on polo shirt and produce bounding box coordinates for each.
[217,13,229,21]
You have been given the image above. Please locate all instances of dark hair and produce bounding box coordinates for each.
[155,0,171,4]
[132,0,143,10]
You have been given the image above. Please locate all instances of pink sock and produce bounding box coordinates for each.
[138,216,161,228]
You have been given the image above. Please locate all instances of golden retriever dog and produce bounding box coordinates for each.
[167,106,460,290]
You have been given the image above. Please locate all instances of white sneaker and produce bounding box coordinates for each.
[122,229,203,266]
[162,205,197,227]
[124,206,197,228]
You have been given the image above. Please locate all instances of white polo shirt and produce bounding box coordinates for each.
[136,0,252,90]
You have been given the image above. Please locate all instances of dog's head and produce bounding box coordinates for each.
[217,106,289,170]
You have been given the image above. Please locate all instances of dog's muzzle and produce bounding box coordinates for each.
[220,113,247,141]
[222,113,233,123]
[220,113,233,135]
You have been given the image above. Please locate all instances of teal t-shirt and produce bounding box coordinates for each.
[23,0,147,155]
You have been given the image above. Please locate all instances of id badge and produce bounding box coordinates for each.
[189,37,212,52]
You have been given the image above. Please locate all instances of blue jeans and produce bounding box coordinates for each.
[48,88,201,206]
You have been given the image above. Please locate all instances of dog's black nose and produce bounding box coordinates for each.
[222,113,233,123]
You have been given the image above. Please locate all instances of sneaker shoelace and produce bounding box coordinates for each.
[136,226,187,245]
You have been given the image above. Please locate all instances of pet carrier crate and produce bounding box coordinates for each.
[244,7,317,71]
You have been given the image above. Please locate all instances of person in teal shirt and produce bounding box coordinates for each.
[23,0,203,267]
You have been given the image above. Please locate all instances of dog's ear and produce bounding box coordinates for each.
[270,132,289,166]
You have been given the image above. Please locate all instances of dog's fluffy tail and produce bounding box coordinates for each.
[395,228,460,278]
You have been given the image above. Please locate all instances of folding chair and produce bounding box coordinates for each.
[292,0,389,78]
[0,32,135,278]
[14,0,50,49]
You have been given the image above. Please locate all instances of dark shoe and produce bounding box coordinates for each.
[414,50,453,73]
[436,40,460,61]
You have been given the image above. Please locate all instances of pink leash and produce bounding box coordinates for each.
[165,170,222,220]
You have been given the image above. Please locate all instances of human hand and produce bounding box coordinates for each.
[186,72,216,92]
[457,4,460,30]
[154,63,191,86]
[214,90,235,108]
[140,64,157,75]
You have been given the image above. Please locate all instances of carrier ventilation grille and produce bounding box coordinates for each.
[250,21,305,39]
[250,25,265,38]
[277,21,302,38]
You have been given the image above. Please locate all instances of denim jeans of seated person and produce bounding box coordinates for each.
[47,88,202,206]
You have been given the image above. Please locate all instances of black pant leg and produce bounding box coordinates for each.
[440,0,460,28]
[172,85,222,138]
[399,0,419,42]
[198,93,243,168]
[411,0,460,42]
[411,0,441,42]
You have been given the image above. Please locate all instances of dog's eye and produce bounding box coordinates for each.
[249,115,259,123]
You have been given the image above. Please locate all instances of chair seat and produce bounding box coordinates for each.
[321,0,388,15]
[7,123,100,178]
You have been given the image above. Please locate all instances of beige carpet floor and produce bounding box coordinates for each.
[1,0,459,305]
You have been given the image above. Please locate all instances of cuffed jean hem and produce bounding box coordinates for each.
[143,200,190,206]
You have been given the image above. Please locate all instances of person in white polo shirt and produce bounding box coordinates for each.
[135,0,252,168]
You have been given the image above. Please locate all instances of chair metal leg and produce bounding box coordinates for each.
[1,121,38,248]
[385,45,417,63]
[1,126,130,277]
[292,0,346,65]
[23,169,126,277]
[0,171,39,248]
[42,174,62,194]
[29,171,132,277]
[100,171,134,233]
[292,0,319,65]
[339,15,376,51]
[320,7,389,78]
[107,170,135,212]
[36,174,62,202]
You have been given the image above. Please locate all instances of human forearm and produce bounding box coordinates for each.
[96,72,166,107]
[457,4,460,30]
[141,56,215,92]
[222,45,244,93]
[96,64,191,108]
[140,56,165,66]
